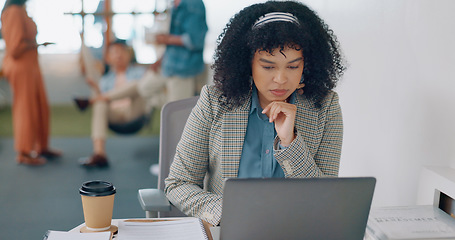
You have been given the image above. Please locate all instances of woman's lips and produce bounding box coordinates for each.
[270,89,288,97]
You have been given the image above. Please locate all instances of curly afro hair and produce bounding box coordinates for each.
[212,0,346,109]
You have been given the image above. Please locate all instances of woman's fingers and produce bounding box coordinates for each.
[262,101,297,145]
[263,102,296,122]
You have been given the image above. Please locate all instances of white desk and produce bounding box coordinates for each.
[68,219,378,240]
[70,219,220,240]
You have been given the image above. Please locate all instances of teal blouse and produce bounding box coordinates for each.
[238,86,296,178]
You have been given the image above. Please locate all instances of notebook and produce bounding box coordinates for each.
[118,218,209,240]
[220,177,376,240]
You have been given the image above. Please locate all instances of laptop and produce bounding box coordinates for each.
[220,177,376,240]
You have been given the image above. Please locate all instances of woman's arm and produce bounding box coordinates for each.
[164,86,223,226]
[274,92,343,177]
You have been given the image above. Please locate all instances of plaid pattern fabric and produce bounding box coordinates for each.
[165,85,343,226]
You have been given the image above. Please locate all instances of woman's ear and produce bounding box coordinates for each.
[296,74,305,95]
[297,83,305,95]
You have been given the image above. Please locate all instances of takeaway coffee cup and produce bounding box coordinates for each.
[79,180,116,232]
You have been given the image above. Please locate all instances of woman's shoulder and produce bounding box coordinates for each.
[200,84,224,101]
[2,5,25,18]
[198,84,230,114]
[320,90,339,108]
[297,90,339,110]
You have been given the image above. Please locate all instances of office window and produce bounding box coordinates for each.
[110,0,159,63]
[0,0,165,63]
[0,0,82,54]
[0,0,265,63]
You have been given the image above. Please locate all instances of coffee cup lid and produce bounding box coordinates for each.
[79,180,116,196]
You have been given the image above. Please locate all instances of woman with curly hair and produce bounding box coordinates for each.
[165,0,346,226]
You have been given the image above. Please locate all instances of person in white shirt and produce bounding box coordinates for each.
[79,40,147,167]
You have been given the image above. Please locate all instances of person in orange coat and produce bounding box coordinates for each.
[1,0,61,165]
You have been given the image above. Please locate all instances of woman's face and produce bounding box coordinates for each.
[252,46,304,108]
[106,44,132,71]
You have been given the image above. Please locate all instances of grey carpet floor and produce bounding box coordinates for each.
[0,136,159,239]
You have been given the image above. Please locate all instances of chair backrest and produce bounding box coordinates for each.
[157,96,199,190]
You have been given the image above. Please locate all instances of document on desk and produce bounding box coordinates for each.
[44,230,111,240]
[117,218,209,240]
[366,205,455,240]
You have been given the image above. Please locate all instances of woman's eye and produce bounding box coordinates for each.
[288,66,300,69]
[262,66,274,70]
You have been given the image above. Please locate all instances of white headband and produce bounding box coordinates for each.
[252,12,300,29]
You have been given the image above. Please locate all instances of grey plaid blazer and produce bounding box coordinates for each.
[165,85,343,226]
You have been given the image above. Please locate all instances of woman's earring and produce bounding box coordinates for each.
[297,76,305,95]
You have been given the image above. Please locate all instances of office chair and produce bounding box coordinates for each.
[138,96,199,218]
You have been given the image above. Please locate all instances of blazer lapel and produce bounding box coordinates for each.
[294,95,319,156]
[220,99,250,179]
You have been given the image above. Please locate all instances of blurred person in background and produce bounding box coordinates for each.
[80,40,147,167]
[1,0,61,166]
[139,0,208,103]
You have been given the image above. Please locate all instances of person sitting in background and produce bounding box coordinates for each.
[90,0,208,110]
[164,0,346,226]
[79,0,207,167]
[79,39,147,167]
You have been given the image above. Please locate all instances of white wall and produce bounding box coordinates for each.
[306,0,455,207]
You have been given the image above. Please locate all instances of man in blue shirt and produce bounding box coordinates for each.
[138,0,208,106]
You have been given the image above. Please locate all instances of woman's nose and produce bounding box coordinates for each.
[273,70,287,84]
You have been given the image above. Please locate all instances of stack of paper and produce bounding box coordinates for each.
[117,218,208,240]
[44,230,111,240]
[366,205,455,240]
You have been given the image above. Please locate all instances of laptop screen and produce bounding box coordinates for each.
[220,177,376,240]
